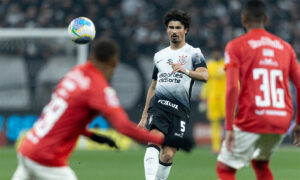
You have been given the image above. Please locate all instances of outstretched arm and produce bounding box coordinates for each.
[138,80,157,128]
[103,107,164,145]
[82,130,118,149]
[103,108,194,151]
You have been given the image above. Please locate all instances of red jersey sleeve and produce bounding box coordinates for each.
[82,129,93,138]
[224,42,240,130]
[289,48,300,124]
[88,85,163,145]
[224,41,240,70]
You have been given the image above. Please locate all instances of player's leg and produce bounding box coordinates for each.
[251,160,272,180]
[156,146,176,180]
[155,113,187,180]
[11,154,32,180]
[208,101,222,153]
[144,111,169,180]
[217,127,260,180]
[251,134,285,180]
[211,120,222,153]
[216,161,237,180]
[144,129,164,180]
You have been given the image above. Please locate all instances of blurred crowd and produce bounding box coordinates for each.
[0,0,300,61]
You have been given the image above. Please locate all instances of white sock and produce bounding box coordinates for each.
[155,160,172,180]
[144,146,160,180]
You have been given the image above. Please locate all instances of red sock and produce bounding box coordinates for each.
[216,161,236,180]
[251,160,274,180]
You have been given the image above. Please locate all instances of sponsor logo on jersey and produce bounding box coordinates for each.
[259,58,278,67]
[178,55,188,65]
[158,99,178,110]
[248,37,284,50]
[254,109,287,116]
[174,132,184,138]
[167,59,173,64]
[158,72,183,83]
[262,48,274,57]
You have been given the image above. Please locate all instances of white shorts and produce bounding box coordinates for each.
[12,153,77,180]
[217,126,285,169]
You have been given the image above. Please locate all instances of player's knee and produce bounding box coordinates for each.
[160,148,176,163]
[251,159,270,170]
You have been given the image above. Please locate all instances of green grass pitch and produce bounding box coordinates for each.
[1,146,299,180]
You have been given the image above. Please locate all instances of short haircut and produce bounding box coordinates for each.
[163,9,191,31]
[242,0,266,22]
[90,38,120,62]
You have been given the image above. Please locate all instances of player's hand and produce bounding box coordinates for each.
[225,130,235,153]
[90,134,119,149]
[291,123,300,146]
[163,135,195,152]
[171,63,185,74]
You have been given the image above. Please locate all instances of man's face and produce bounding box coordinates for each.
[167,20,187,44]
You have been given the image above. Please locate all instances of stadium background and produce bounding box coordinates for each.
[0,1,300,180]
[0,0,299,148]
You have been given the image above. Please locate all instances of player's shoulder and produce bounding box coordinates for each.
[185,43,203,55]
[268,33,294,51]
[226,33,249,50]
[154,46,170,58]
[78,62,109,89]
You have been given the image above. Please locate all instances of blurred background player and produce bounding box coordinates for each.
[138,9,208,180]
[12,38,192,180]
[216,1,300,180]
[199,46,225,154]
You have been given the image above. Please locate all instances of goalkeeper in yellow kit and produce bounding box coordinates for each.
[200,47,225,153]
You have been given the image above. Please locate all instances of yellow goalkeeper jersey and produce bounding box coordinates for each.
[201,59,226,101]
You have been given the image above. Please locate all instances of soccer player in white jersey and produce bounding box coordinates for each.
[138,9,209,180]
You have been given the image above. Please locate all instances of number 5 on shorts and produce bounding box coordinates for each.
[180,121,186,133]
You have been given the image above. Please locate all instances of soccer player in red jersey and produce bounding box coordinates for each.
[12,38,193,180]
[216,1,300,180]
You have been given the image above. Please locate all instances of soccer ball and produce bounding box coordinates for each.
[68,17,96,44]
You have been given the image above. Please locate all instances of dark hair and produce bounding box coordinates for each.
[90,38,120,62]
[242,0,266,22]
[163,9,191,31]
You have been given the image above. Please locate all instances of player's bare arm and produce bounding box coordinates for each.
[290,63,300,146]
[138,79,157,128]
[171,63,208,82]
[224,65,239,153]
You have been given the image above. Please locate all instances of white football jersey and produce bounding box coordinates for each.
[152,43,207,111]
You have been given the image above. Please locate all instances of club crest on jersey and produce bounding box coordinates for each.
[178,55,188,65]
